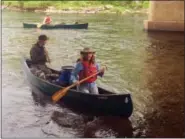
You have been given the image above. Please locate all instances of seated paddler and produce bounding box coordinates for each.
[30,35,52,78]
[70,47,106,94]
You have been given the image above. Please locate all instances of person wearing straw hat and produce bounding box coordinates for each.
[70,47,106,94]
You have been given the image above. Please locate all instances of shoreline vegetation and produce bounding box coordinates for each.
[2,1,149,14]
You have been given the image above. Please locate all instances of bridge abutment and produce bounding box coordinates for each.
[144,1,184,32]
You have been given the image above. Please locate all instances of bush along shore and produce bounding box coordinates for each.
[2,1,149,14]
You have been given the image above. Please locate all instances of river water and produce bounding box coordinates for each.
[1,10,184,138]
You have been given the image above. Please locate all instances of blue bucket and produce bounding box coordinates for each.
[58,66,74,85]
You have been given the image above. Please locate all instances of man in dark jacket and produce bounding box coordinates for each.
[30,34,52,76]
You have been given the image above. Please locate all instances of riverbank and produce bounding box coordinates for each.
[2,1,149,14]
[3,6,148,14]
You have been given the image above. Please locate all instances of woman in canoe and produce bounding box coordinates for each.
[70,48,106,94]
[43,13,52,25]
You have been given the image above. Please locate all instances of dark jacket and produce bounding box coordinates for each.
[30,43,47,64]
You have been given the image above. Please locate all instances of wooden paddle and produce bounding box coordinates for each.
[37,23,43,28]
[52,70,104,103]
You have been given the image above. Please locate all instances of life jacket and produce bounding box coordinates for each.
[79,61,98,83]
[45,17,51,24]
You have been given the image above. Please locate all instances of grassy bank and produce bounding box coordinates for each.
[3,1,149,13]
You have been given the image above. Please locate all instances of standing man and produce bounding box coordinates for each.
[30,34,52,75]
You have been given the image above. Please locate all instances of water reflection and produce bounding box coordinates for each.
[84,116,133,138]
[31,91,49,107]
[143,32,184,137]
[51,110,134,138]
[31,88,134,137]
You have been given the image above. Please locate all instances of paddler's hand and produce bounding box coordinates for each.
[100,66,107,73]
[47,58,51,63]
[74,81,80,85]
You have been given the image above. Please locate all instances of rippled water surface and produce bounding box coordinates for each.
[2,10,184,137]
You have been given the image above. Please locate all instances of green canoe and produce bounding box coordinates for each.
[23,22,88,29]
[22,58,133,117]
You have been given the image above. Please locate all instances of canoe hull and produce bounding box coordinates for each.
[23,23,88,29]
[22,58,133,117]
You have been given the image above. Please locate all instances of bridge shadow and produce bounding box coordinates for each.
[143,31,184,137]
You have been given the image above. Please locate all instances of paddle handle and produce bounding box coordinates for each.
[68,70,102,89]
[37,23,42,28]
[68,66,107,89]
[52,67,105,103]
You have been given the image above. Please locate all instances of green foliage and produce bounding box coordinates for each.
[3,1,149,11]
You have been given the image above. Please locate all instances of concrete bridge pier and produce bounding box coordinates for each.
[144,1,184,32]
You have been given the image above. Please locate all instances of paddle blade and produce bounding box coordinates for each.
[52,87,70,103]
[37,23,42,28]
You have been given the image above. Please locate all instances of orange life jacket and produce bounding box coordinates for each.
[45,17,51,24]
[79,61,97,83]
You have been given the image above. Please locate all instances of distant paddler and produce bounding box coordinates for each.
[43,13,52,25]
[37,13,52,28]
